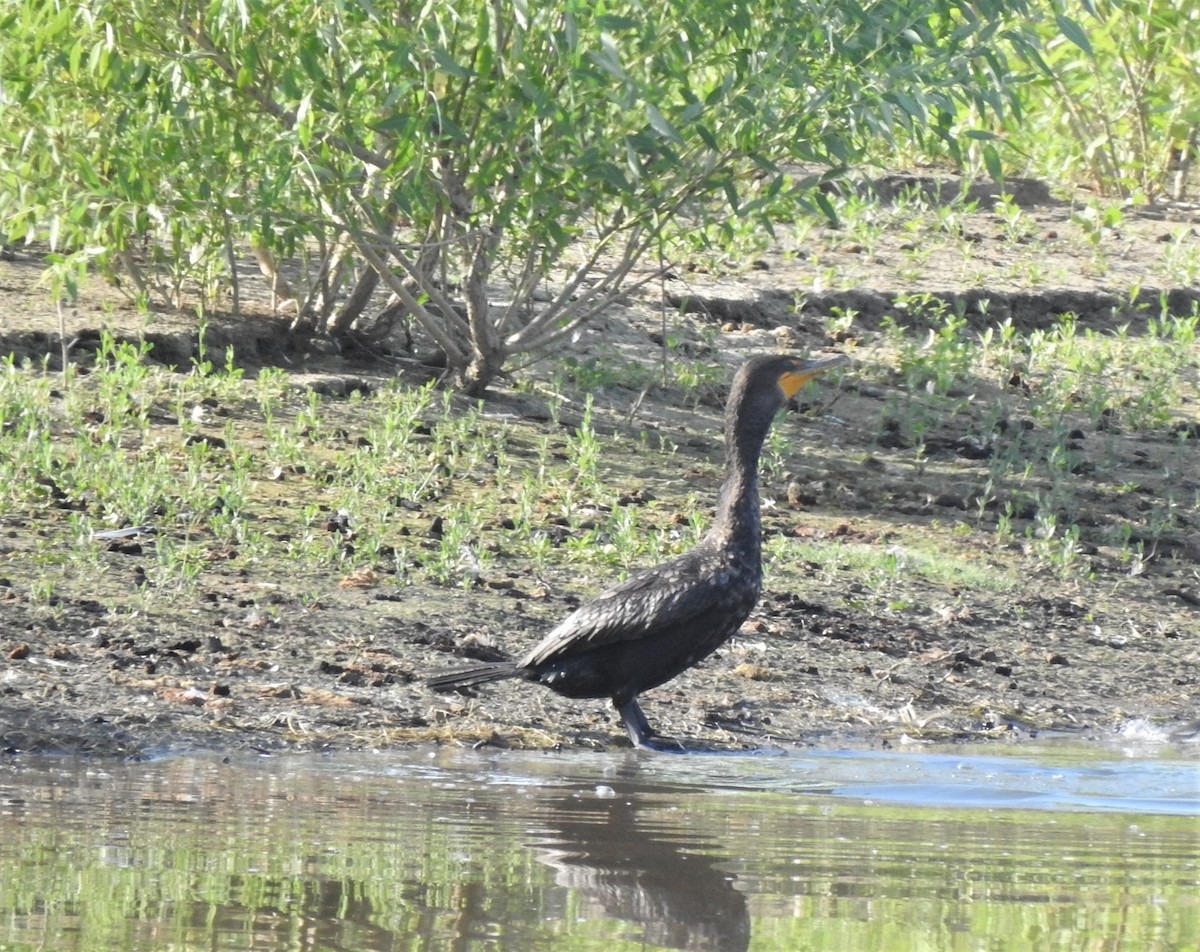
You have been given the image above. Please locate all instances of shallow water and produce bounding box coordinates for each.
[1,742,1196,951]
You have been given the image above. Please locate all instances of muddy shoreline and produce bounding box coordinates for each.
[3,349,1195,758]
[2,185,1199,758]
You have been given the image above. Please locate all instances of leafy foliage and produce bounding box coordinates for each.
[1,0,1040,391]
[1012,0,1200,200]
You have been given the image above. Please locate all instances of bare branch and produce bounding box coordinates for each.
[250,242,299,312]
[492,244,543,337]
[350,238,468,365]
[503,208,667,353]
[463,227,503,357]
[341,197,473,342]
[512,247,669,356]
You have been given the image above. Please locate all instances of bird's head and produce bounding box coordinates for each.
[722,352,850,458]
[731,352,850,426]
[776,353,851,400]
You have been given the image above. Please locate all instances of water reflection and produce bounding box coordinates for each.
[532,781,750,951]
[0,748,1196,952]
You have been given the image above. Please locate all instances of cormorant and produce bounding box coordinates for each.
[428,352,849,750]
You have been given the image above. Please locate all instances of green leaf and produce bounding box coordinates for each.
[982,143,1004,184]
[298,42,327,83]
[645,104,682,143]
[432,46,471,78]
[594,161,631,193]
[590,34,626,81]
[813,190,839,227]
[512,0,529,30]
[371,112,412,134]
[596,15,638,31]
[1055,15,1093,56]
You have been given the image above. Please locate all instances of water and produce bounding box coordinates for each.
[1,742,1196,951]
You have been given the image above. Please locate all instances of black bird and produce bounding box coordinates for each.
[428,352,849,750]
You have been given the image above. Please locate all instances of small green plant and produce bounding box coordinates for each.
[1072,201,1125,246]
[887,296,977,397]
[568,396,602,491]
[993,194,1036,243]
[1161,233,1200,286]
[835,193,887,254]
[1024,512,1084,576]
[898,244,933,283]
[558,356,626,393]
[825,306,860,341]
[796,539,1014,594]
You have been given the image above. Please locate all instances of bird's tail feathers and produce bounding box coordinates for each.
[427,661,519,692]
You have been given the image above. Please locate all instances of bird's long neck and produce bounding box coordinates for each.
[708,405,773,559]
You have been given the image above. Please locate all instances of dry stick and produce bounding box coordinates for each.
[517,209,630,334]
[294,234,350,329]
[329,253,381,334]
[290,162,391,333]
[319,244,356,325]
[502,229,634,353]
[509,263,668,363]
[1091,79,1134,198]
[658,235,669,387]
[492,244,543,338]
[117,249,151,302]
[504,168,709,354]
[1049,76,1117,194]
[1172,127,1198,201]
[57,298,69,387]
[368,233,470,342]
[1115,48,1154,196]
[222,216,240,319]
[250,243,298,314]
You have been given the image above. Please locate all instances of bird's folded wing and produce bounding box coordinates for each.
[519,563,733,667]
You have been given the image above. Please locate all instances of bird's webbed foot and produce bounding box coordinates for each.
[615,697,688,753]
[635,733,690,753]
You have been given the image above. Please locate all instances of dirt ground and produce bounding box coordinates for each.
[1,176,1198,757]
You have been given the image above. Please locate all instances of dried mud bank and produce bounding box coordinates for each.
[671,285,1200,336]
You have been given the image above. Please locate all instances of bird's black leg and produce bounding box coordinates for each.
[615,697,686,752]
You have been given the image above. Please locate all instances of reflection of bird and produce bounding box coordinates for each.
[429,353,849,750]
[534,785,750,951]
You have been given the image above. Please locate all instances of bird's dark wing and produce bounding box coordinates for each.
[519,549,749,668]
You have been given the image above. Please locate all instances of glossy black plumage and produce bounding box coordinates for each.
[428,352,848,750]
